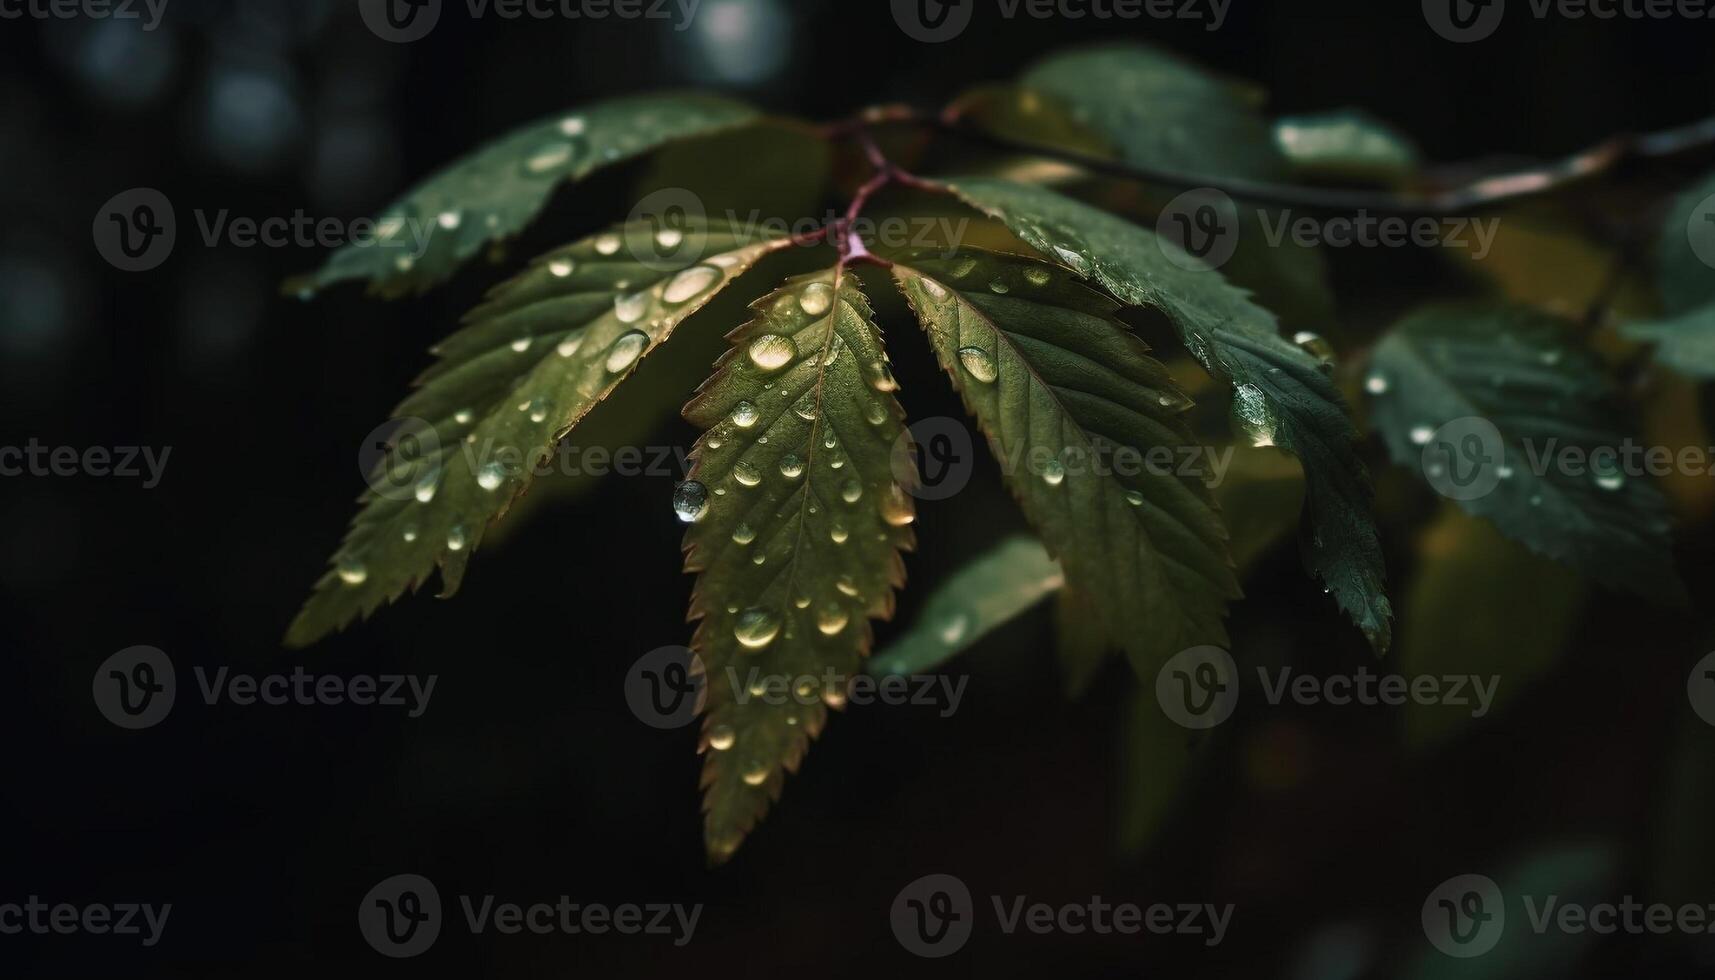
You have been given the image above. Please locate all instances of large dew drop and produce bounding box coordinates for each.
[525,142,573,173]
[336,558,368,586]
[881,485,916,525]
[662,265,720,304]
[613,291,649,324]
[741,760,770,786]
[672,481,710,523]
[731,401,760,428]
[605,330,649,373]
[957,347,999,383]
[477,463,506,492]
[1232,384,1277,448]
[733,461,763,487]
[798,282,834,316]
[817,604,850,636]
[748,334,796,371]
[707,724,735,751]
[733,608,781,650]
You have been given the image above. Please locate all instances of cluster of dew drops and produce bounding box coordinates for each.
[331,204,742,591]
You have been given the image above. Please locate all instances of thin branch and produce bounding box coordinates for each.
[835,106,1715,217]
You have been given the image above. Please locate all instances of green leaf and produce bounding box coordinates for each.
[868,536,1063,679]
[944,177,1392,653]
[893,248,1238,674]
[1623,171,1715,375]
[291,93,759,298]
[286,222,788,647]
[680,269,915,863]
[1399,506,1584,746]
[1369,303,1684,600]
[1273,110,1420,185]
[1018,43,1283,181]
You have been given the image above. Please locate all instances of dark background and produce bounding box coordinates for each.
[4,0,1715,976]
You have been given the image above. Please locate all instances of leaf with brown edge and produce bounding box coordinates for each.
[892,248,1238,677]
[287,222,789,647]
[680,269,915,863]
